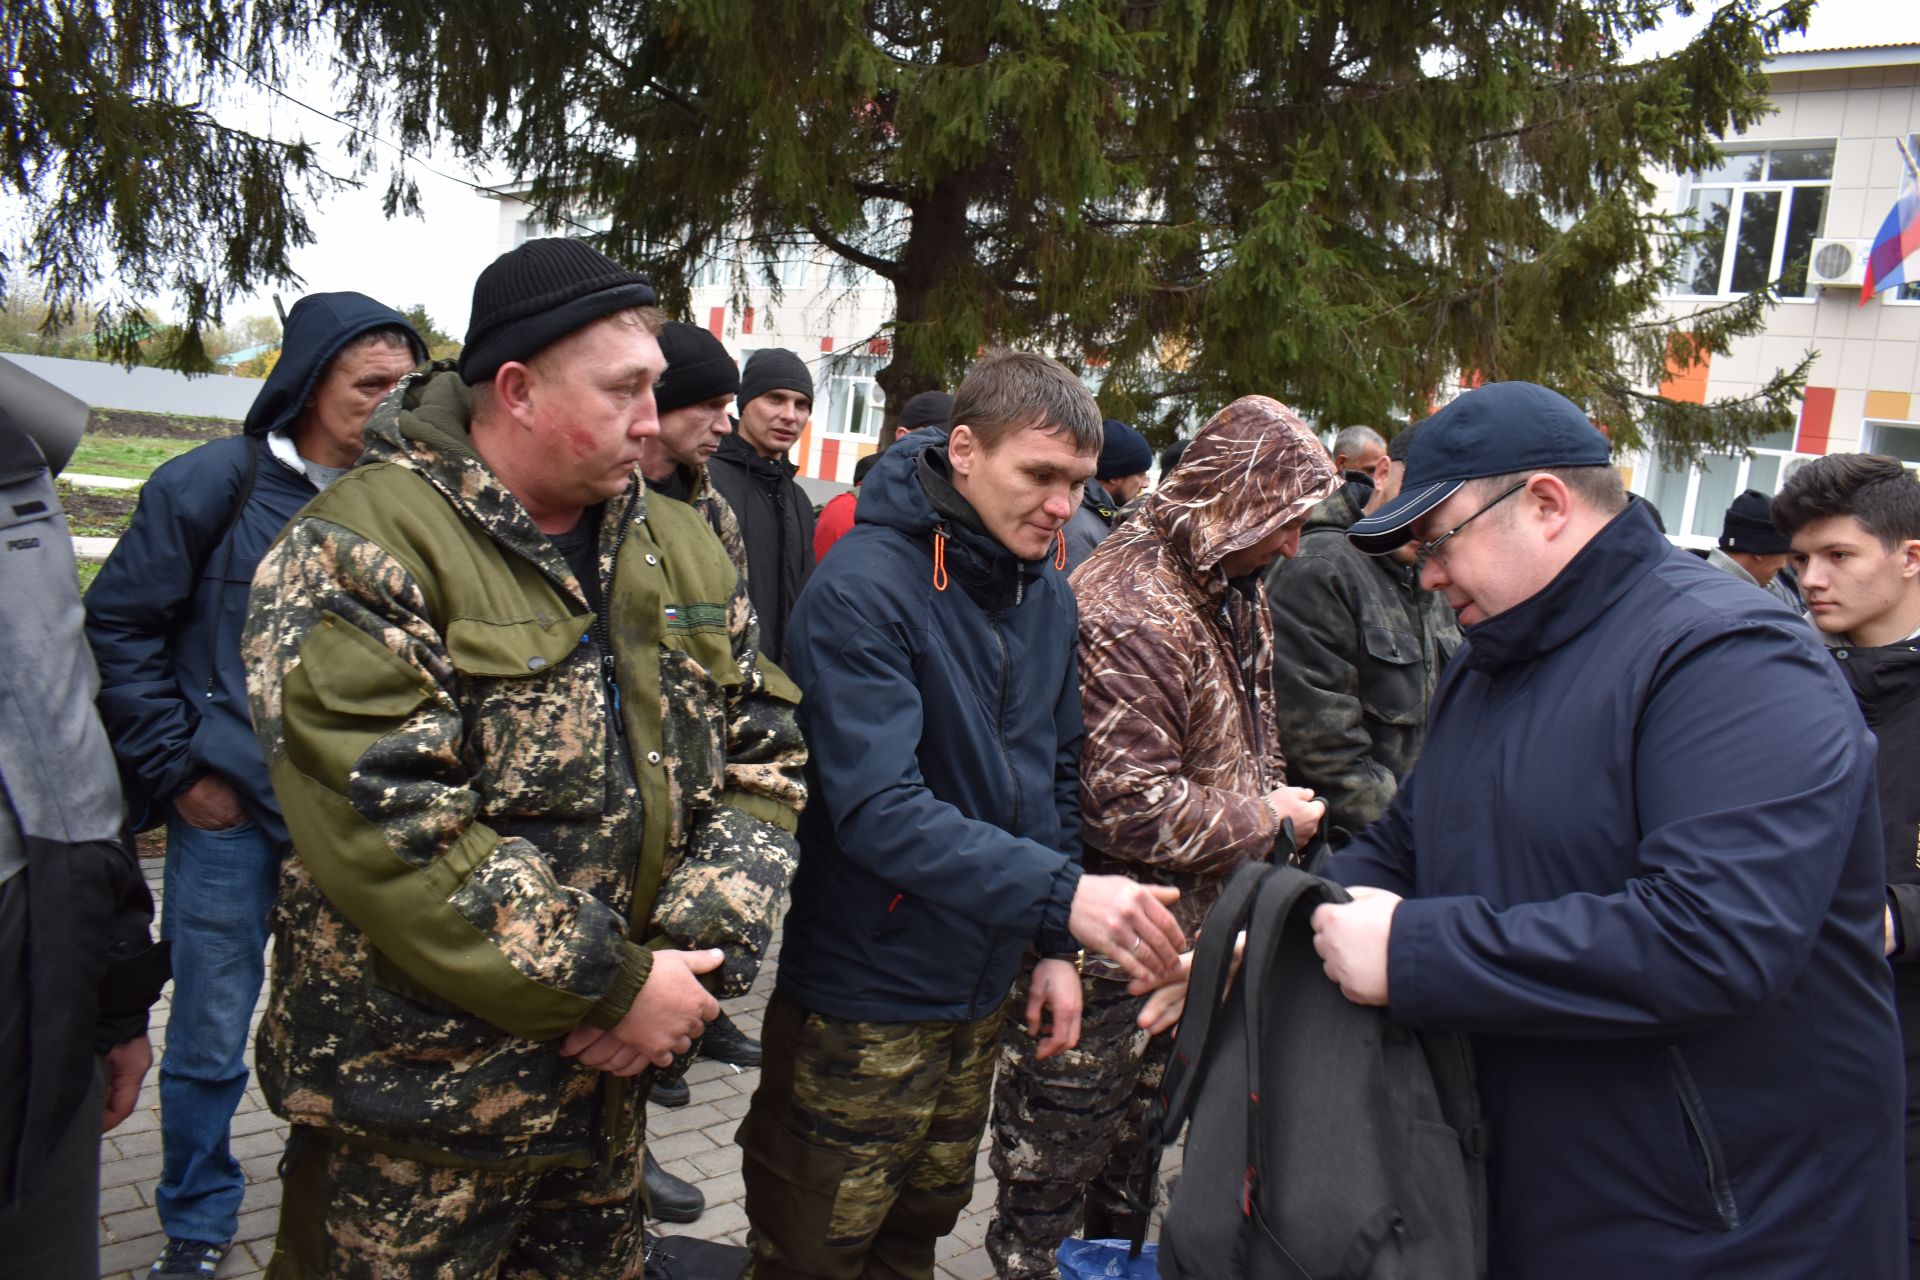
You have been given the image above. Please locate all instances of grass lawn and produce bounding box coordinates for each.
[66,434,201,479]
[75,558,103,593]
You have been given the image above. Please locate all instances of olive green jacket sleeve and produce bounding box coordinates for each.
[244,517,641,1041]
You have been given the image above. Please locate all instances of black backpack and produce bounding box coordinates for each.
[1145,861,1488,1280]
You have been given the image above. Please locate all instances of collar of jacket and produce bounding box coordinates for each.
[916,445,1042,609]
[1459,500,1664,674]
[714,428,798,484]
[363,366,643,607]
[1081,477,1120,525]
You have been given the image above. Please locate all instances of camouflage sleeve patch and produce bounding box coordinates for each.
[721,577,808,821]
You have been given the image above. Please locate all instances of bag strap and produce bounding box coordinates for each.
[1148,860,1268,1147]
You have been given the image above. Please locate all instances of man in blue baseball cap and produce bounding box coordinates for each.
[1309,380,1903,1276]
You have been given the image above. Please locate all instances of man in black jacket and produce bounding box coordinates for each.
[1267,423,1460,836]
[1772,453,1920,1273]
[737,351,1185,1280]
[84,294,422,1278]
[0,374,168,1278]
[709,347,817,662]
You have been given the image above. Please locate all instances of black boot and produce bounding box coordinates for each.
[643,1151,706,1224]
[649,1074,690,1108]
[697,1008,763,1068]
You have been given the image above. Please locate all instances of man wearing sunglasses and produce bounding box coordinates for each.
[1308,380,1902,1278]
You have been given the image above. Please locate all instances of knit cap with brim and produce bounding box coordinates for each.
[459,237,657,385]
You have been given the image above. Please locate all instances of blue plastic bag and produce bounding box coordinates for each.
[1056,1237,1161,1279]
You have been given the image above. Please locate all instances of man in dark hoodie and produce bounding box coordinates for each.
[84,292,424,1278]
[708,347,818,661]
[738,350,1187,1280]
[0,366,168,1278]
[1266,422,1461,837]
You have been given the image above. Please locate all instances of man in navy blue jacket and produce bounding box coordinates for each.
[738,350,1185,1280]
[85,294,422,1278]
[1311,381,1903,1278]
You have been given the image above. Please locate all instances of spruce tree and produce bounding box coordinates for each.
[4,0,1815,455]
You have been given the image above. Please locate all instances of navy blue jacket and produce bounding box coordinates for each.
[1328,503,1903,1277]
[777,432,1085,1022]
[85,293,422,845]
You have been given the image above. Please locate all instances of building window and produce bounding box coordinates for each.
[824,354,887,437]
[1867,422,1920,471]
[1641,426,1815,543]
[1678,145,1833,299]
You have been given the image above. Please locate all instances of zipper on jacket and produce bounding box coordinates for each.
[1667,1046,1739,1230]
[593,495,637,754]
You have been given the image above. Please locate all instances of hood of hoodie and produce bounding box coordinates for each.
[1141,395,1339,578]
[243,292,426,439]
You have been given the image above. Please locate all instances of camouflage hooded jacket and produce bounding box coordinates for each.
[650,458,749,580]
[243,366,805,1167]
[1070,396,1337,936]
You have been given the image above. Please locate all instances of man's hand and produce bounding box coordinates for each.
[1269,786,1326,848]
[561,948,723,1076]
[1068,875,1185,984]
[1128,931,1247,1036]
[1027,958,1084,1060]
[1310,886,1401,1006]
[102,1035,153,1132]
[174,775,247,831]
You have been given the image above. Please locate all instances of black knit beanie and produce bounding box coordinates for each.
[655,322,740,412]
[459,238,657,385]
[1720,488,1792,554]
[897,390,953,432]
[738,348,814,408]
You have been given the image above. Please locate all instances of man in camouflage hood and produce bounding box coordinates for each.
[242,238,806,1277]
[988,395,1339,1276]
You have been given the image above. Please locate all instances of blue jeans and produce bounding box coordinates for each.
[157,814,280,1246]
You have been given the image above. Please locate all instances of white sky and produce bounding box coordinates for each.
[116,0,1920,337]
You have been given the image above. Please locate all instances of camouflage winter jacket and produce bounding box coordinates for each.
[1266,483,1462,836]
[1070,397,1337,941]
[243,367,805,1167]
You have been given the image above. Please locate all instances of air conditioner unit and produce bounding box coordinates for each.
[1809,238,1873,288]
[865,380,887,409]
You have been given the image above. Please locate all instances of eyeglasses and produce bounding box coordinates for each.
[1413,480,1528,569]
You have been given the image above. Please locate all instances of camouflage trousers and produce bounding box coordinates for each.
[264,1118,649,1279]
[739,990,1005,1280]
[987,972,1172,1280]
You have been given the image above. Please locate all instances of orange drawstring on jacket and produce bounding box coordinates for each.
[1054,528,1067,570]
[932,529,949,591]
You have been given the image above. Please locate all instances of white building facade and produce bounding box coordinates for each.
[1629,43,1920,546]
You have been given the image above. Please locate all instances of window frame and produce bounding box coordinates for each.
[1671,141,1836,304]
[1642,443,1825,549]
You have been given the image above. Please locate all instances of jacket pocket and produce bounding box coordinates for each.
[1666,1045,1740,1230]
[445,615,606,819]
[657,625,741,825]
[1360,625,1425,726]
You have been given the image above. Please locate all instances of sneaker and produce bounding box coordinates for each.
[149,1238,228,1277]
[696,1008,763,1068]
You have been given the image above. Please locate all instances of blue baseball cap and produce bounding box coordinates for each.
[1347,381,1612,555]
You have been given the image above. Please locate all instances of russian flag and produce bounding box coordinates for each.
[1862,136,1920,305]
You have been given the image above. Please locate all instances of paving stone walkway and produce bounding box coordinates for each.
[100,858,1178,1279]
